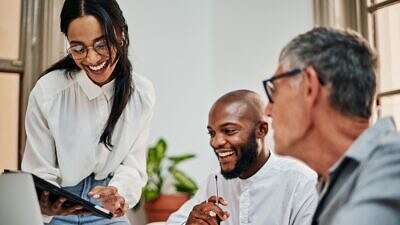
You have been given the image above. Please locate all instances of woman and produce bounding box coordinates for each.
[21,0,155,224]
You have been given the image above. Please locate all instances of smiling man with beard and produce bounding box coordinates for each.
[166,90,318,225]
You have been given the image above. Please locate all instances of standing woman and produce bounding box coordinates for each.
[21,0,155,224]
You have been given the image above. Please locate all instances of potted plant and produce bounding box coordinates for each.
[141,138,198,222]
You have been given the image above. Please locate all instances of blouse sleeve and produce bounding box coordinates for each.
[21,83,60,185]
[108,75,156,208]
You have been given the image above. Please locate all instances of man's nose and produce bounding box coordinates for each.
[210,134,227,148]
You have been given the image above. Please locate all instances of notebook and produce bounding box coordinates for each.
[0,173,43,225]
[3,170,113,219]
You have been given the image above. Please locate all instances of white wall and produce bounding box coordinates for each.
[119,0,313,186]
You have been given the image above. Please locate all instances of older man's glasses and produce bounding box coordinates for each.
[67,39,109,60]
[262,68,304,103]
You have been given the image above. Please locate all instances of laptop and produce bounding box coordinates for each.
[3,170,113,219]
[0,173,43,225]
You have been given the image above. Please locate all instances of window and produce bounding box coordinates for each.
[0,0,64,169]
[368,0,400,127]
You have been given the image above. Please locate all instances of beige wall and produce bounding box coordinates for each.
[0,0,20,59]
[0,73,20,171]
[0,0,21,171]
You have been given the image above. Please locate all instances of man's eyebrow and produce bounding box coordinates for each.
[219,122,240,128]
[207,122,237,129]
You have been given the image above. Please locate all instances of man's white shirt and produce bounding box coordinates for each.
[167,153,318,225]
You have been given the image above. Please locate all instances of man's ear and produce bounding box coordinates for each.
[303,66,321,106]
[256,122,269,138]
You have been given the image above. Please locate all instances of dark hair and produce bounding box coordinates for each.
[279,27,377,119]
[43,0,133,149]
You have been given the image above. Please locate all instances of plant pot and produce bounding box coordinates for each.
[144,193,190,223]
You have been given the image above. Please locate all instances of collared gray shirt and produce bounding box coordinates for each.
[312,117,400,225]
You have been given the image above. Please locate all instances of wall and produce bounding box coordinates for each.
[119,0,313,184]
[0,0,21,171]
[116,1,312,223]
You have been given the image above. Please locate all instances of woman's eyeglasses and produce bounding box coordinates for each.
[67,39,109,60]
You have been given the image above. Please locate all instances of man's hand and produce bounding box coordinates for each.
[88,186,128,217]
[186,195,230,225]
[39,191,91,216]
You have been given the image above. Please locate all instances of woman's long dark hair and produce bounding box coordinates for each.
[43,0,133,149]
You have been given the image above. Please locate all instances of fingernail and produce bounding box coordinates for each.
[93,194,100,198]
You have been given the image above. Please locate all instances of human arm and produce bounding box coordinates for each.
[166,176,230,225]
[167,196,229,225]
[332,145,400,225]
[21,83,86,220]
[101,76,155,215]
[185,196,229,225]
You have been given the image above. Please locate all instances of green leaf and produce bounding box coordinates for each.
[141,138,199,205]
[168,153,196,168]
[170,168,198,195]
[144,188,160,201]
[155,139,167,161]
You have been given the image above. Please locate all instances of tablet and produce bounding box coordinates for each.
[4,170,113,219]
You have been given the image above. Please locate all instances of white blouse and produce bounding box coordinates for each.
[21,69,155,208]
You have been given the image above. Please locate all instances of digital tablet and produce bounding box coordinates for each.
[4,170,113,219]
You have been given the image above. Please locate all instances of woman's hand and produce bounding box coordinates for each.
[88,186,128,217]
[186,195,230,225]
[39,191,91,216]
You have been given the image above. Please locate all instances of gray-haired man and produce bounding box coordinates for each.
[264,27,400,225]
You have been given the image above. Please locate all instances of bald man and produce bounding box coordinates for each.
[166,90,318,225]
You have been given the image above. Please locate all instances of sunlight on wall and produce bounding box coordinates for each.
[0,73,20,171]
[0,0,20,170]
[375,4,400,128]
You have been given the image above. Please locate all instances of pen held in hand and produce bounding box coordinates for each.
[215,175,219,206]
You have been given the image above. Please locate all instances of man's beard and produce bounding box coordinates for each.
[220,132,258,179]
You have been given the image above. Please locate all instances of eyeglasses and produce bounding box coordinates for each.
[67,39,109,60]
[262,68,304,103]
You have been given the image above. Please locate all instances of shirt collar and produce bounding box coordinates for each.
[246,151,274,183]
[102,79,115,101]
[326,117,396,185]
[343,116,396,163]
[76,70,115,101]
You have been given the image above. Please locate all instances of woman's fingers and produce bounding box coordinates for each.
[88,186,117,198]
[89,185,128,217]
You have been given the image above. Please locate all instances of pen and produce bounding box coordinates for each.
[215,175,219,206]
[215,174,221,225]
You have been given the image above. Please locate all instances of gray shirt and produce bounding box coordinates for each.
[312,117,400,225]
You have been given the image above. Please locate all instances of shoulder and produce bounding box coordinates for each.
[269,154,317,182]
[30,69,76,102]
[364,128,400,165]
[131,72,156,111]
[376,131,400,153]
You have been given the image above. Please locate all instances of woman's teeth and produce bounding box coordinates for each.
[218,151,234,158]
[88,61,107,71]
